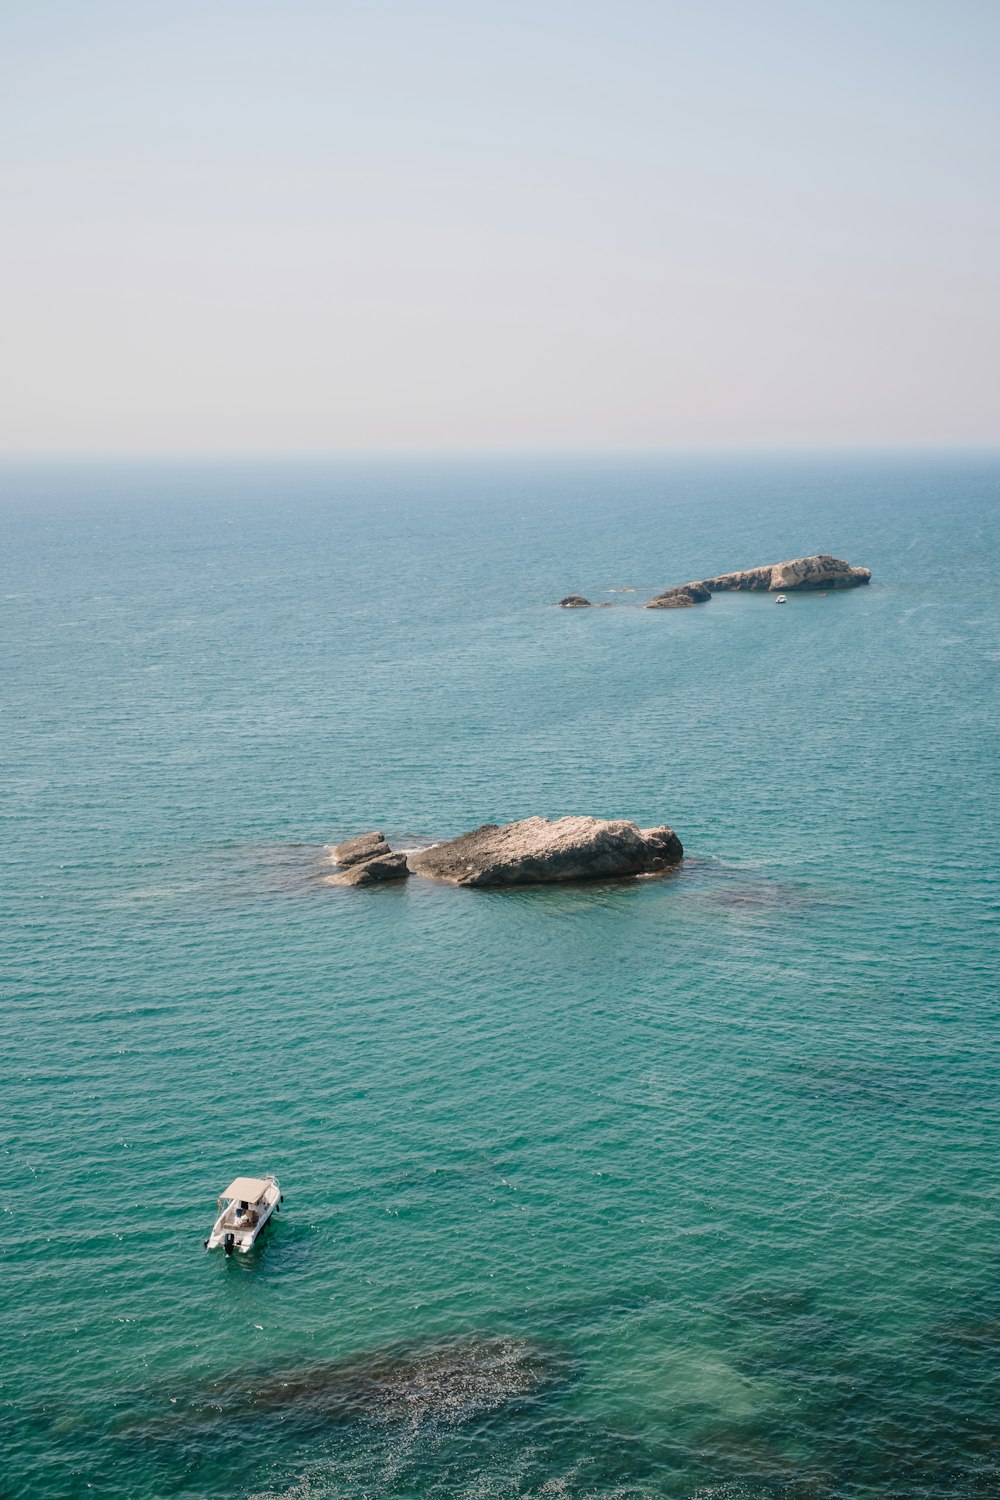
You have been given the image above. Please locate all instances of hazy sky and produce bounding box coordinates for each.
[1,0,997,452]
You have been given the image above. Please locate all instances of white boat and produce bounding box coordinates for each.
[775,593,787,604]
[205,1174,282,1255]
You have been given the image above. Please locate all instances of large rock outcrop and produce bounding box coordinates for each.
[407,816,683,887]
[329,831,409,886]
[701,554,871,592]
[642,554,870,607]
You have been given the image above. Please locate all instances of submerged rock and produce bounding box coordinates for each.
[333,831,391,867]
[558,594,594,607]
[331,850,409,886]
[645,582,712,609]
[142,1335,563,1439]
[407,815,683,887]
[702,554,871,592]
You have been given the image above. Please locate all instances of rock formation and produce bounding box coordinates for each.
[332,850,409,886]
[558,595,611,607]
[407,815,683,886]
[701,554,871,592]
[645,582,712,609]
[329,831,409,886]
[333,831,391,866]
[642,554,870,607]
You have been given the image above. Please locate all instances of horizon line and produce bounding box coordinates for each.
[1,442,999,464]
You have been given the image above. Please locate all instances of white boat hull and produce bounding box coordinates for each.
[206,1176,281,1253]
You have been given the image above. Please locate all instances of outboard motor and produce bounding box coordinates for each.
[224,1232,235,1257]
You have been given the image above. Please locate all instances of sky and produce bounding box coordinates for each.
[1,0,997,453]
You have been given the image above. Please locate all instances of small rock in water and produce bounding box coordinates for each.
[330,851,409,886]
[645,583,712,609]
[329,831,410,886]
[333,831,391,867]
[558,594,594,607]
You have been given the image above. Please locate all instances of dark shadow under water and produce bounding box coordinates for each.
[124,1332,571,1448]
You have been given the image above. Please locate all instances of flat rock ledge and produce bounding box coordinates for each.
[329,831,410,886]
[407,816,683,887]
[645,554,870,607]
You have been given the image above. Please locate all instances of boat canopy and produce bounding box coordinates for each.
[222,1176,270,1202]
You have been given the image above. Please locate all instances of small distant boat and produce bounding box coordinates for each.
[775,594,787,604]
[205,1174,282,1255]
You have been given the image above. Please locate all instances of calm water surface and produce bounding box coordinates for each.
[2,454,998,1497]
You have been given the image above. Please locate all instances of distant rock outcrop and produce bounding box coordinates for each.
[645,583,712,609]
[329,831,409,886]
[701,554,871,592]
[558,595,611,608]
[643,554,870,607]
[407,815,683,887]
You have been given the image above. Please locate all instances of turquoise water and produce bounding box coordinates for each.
[2,454,998,1498]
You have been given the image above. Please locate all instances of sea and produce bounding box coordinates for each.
[2,452,998,1499]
